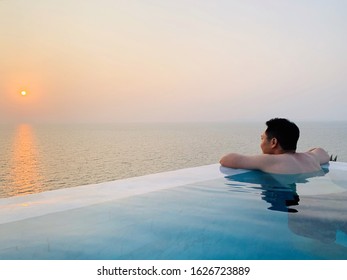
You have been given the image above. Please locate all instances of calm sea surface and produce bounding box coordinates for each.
[0,122,346,198]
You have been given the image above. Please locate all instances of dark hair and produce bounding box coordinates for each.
[265,118,300,151]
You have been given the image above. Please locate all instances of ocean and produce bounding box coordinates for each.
[0,121,346,198]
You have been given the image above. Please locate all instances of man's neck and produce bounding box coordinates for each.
[274,149,296,155]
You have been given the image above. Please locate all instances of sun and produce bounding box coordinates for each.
[21,90,27,96]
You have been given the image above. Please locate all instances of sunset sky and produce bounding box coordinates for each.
[1,0,346,124]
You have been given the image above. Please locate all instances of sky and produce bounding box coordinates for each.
[1,0,347,124]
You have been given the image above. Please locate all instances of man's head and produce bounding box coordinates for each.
[261,118,300,154]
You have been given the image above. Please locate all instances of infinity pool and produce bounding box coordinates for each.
[0,162,346,259]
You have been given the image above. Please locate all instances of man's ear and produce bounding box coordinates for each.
[270,137,278,148]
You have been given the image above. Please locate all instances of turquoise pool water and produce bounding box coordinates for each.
[0,163,346,260]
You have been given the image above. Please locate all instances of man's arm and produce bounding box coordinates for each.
[219,153,272,170]
[308,148,330,164]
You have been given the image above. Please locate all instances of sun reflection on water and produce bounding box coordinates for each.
[8,124,44,196]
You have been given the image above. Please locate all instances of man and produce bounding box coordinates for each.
[220,118,330,174]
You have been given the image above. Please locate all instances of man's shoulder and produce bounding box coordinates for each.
[305,148,330,164]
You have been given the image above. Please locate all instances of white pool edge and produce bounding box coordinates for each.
[1,162,346,225]
[0,164,240,224]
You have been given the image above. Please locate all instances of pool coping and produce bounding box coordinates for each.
[1,161,346,225]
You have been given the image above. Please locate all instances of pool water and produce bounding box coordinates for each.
[0,163,346,260]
